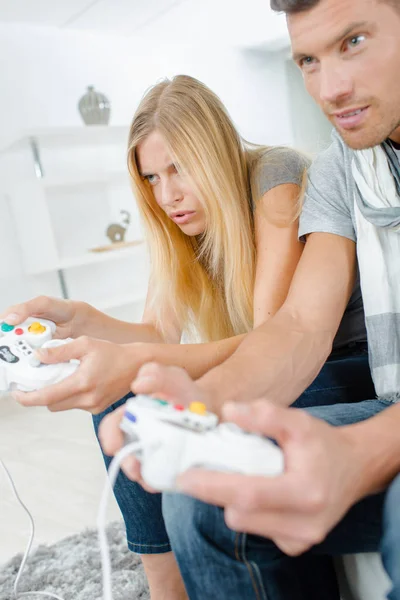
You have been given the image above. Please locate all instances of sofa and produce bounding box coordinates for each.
[338,553,391,600]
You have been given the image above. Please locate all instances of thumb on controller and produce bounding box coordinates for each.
[35,339,80,364]
[223,399,312,447]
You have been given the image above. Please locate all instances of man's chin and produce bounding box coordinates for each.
[335,127,388,150]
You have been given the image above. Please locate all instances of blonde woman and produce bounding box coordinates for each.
[2,75,373,599]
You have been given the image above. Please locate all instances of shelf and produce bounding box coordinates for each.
[94,292,146,312]
[1,126,130,154]
[59,241,144,269]
[29,240,144,274]
[41,171,129,189]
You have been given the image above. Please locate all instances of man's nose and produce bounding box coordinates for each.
[319,62,353,106]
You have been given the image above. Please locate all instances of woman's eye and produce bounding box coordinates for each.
[145,174,158,185]
[299,56,316,69]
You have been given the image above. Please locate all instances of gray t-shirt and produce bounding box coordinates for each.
[298,130,367,349]
[257,146,310,197]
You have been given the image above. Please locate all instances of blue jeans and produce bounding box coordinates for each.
[162,398,400,600]
[92,346,375,597]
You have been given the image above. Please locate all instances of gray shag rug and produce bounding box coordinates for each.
[0,521,149,600]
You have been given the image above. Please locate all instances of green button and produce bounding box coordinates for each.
[155,399,168,406]
[1,323,14,332]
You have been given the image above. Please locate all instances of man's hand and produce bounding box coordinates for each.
[177,400,367,556]
[11,338,149,414]
[131,362,210,407]
[98,362,212,491]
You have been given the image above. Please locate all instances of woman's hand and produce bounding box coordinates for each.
[11,337,151,414]
[0,295,90,339]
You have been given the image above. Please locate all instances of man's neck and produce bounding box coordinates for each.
[390,138,400,151]
[388,125,400,146]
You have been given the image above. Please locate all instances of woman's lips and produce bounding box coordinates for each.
[170,211,196,224]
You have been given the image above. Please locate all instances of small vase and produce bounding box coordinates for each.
[78,85,111,126]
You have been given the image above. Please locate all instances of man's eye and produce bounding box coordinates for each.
[346,34,366,50]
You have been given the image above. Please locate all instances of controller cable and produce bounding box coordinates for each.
[0,458,65,600]
[0,441,143,600]
[97,442,143,600]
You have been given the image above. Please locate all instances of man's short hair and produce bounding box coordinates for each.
[270,0,399,14]
[270,0,319,13]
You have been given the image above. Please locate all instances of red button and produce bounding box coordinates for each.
[174,404,185,411]
[15,328,24,335]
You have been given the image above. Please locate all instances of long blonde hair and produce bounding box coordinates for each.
[127,75,299,342]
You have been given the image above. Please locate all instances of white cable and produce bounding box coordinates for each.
[0,458,66,600]
[96,442,143,600]
[1,442,143,600]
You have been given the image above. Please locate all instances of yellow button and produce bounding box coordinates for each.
[28,322,46,335]
[189,402,207,416]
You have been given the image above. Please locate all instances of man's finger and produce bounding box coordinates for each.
[132,362,201,405]
[176,468,300,512]
[222,400,313,446]
[224,507,316,555]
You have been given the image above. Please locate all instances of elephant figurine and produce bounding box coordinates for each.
[106,210,131,244]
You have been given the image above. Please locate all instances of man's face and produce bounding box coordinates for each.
[288,0,400,148]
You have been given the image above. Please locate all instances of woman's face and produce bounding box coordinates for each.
[136,130,206,236]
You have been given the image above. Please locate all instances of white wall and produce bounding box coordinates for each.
[0,24,292,150]
[285,59,333,155]
[0,23,293,313]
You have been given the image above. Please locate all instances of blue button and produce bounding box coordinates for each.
[125,412,137,423]
[1,323,14,333]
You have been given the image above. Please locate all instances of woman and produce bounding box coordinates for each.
[2,75,373,599]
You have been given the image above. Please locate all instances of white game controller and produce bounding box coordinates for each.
[0,317,56,348]
[0,318,79,392]
[120,395,284,491]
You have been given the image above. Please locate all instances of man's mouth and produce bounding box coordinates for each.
[332,106,369,129]
[338,108,363,118]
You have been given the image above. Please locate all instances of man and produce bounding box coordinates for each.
[100,0,400,597]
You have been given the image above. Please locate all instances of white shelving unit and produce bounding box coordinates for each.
[2,126,131,153]
[1,126,148,319]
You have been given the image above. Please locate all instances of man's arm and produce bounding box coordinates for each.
[197,232,357,408]
[342,402,400,497]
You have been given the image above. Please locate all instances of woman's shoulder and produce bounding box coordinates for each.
[255,146,311,197]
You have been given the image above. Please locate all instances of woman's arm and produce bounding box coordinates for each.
[16,183,306,413]
[84,281,182,345]
[0,279,181,346]
[253,183,304,326]
[136,183,304,378]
